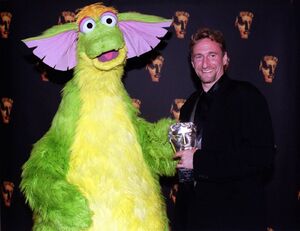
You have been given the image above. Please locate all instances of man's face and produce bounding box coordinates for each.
[146,55,164,82]
[191,38,228,90]
[259,56,278,83]
[0,12,12,39]
[172,11,189,39]
[170,99,186,122]
[1,98,13,124]
[235,11,254,39]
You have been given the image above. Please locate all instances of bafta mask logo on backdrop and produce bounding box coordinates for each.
[131,98,141,115]
[1,181,15,207]
[259,55,278,83]
[169,183,178,204]
[1,97,13,124]
[170,98,186,122]
[58,11,75,24]
[172,11,190,39]
[36,61,50,81]
[146,54,165,82]
[235,11,254,39]
[0,11,12,39]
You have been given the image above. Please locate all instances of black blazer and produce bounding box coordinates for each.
[178,75,275,230]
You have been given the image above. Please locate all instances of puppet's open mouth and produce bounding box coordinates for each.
[97,50,119,62]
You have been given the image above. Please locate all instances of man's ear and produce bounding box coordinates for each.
[22,23,78,71]
[223,52,229,66]
[191,59,195,69]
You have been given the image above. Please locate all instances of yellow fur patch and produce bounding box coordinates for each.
[67,61,166,230]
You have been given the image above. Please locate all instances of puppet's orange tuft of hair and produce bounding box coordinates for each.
[76,2,118,23]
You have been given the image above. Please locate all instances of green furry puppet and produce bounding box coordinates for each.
[21,3,176,230]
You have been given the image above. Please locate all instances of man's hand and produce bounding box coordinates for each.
[174,148,197,169]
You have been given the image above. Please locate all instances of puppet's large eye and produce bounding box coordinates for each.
[100,12,117,27]
[79,17,96,33]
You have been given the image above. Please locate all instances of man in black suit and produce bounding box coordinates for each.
[173,27,275,231]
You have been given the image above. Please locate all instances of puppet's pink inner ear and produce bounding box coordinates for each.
[118,20,172,59]
[23,30,78,71]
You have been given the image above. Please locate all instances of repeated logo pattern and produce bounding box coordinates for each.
[58,11,76,24]
[1,181,15,207]
[170,98,186,122]
[0,11,12,39]
[131,98,141,114]
[259,55,279,83]
[235,11,254,39]
[0,3,294,231]
[1,97,13,124]
[146,54,165,82]
[172,11,189,39]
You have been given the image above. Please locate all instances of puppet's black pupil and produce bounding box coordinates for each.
[106,18,112,24]
[87,23,93,29]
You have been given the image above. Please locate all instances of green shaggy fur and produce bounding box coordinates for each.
[21,77,176,230]
[21,81,93,230]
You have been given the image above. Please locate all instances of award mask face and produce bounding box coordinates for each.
[58,11,75,24]
[259,55,278,83]
[1,181,14,207]
[168,122,197,151]
[146,55,164,82]
[170,98,186,122]
[235,11,254,39]
[0,12,12,39]
[172,11,189,39]
[168,122,196,183]
[1,97,13,124]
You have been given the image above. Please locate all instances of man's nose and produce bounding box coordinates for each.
[202,57,209,68]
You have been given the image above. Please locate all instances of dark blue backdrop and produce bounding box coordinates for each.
[1,0,299,230]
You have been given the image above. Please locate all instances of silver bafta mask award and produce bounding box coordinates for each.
[168,122,197,183]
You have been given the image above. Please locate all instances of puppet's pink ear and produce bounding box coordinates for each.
[118,19,172,59]
[23,26,78,71]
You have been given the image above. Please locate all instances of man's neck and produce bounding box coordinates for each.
[201,74,225,92]
[202,82,215,92]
